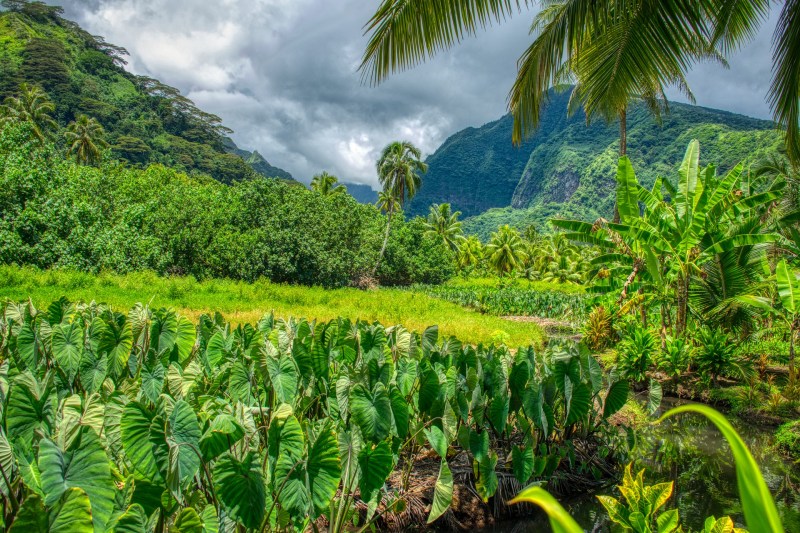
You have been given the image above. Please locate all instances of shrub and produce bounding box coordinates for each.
[657,336,692,378]
[616,325,657,385]
[695,328,753,385]
[775,420,800,458]
[583,305,616,351]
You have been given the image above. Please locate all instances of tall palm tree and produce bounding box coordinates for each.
[65,114,109,165]
[1,83,57,142]
[360,1,800,169]
[457,235,484,274]
[423,203,465,251]
[486,224,528,279]
[372,141,428,276]
[310,171,347,196]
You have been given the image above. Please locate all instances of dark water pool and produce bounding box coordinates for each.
[480,397,800,532]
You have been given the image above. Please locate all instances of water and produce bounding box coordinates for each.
[483,397,800,532]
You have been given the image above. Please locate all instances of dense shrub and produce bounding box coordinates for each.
[775,420,800,458]
[616,324,657,384]
[694,327,753,385]
[0,122,455,287]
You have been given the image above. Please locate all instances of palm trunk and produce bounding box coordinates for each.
[660,304,668,351]
[676,273,689,336]
[373,208,393,278]
[613,107,627,224]
[790,321,797,386]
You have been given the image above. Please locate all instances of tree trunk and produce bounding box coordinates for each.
[373,208,393,278]
[613,107,627,224]
[790,322,797,386]
[660,304,668,351]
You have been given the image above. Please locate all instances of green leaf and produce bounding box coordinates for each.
[616,156,641,222]
[648,379,663,416]
[266,354,299,405]
[350,383,392,443]
[8,492,47,532]
[39,428,116,532]
[358,441,393,504]
[174,315,196,363]
[565,382,590,426]
[51,322,83,381]
[657,404,784,533]
[469,429,489,462]
[657,508,680,533]
[475,450,498,502]
[487,392,509,434]
[510,486,583,533]
[389,386,409,438]
[111,504,148,533]
[7,371,56,442]
[199,413,244,461]
[166,400,202,497]
[427,459,453,523]
[417,368,440,415]
[307,424,341,517]
[603,380,629,419]
[426,426,448,458]
[395,358,417,397]
[511,445,534,484]
[141,363,165,405]
[173,507,204,533]
[213,451,266,530]
[78,350,107,395]
[49,488,95,532]
[776,258,799,315]
[120,402,163,483]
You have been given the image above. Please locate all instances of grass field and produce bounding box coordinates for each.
[0,266,545,347]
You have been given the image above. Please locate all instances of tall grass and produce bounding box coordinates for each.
[0,266,545,347]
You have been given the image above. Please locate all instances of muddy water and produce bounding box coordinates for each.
[480,397,800,532]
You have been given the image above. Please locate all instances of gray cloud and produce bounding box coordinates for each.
[61,1,777,187]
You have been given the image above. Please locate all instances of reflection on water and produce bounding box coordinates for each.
[481,397,800,532]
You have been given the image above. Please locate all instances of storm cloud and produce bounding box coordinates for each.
[61,1,778,187]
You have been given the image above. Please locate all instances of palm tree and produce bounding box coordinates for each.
[486,225,528,279]
[310,171,346,196]
[372,141,428,276]
[360,1,800,174]
[423,203,465,251]
[65,115,109,165]
[457,235,484,274]
[1,83,57,142]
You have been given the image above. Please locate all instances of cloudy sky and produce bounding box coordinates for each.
[61,1,779,188]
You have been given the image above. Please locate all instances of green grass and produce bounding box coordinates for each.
[0,266,545,347]
[444,276,586,294]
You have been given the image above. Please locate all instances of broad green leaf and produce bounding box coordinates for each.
[427,459,453,523]
[776,259,799,315]
[174,316,196,363]
[417,368,440,415]
[657,508,680,533]
[565,382,590,426]
[511,486,583,533]
[389,386,409,438]
[648,379,663,416]
[39,428,116,532]
[111,504,148,533]
[307,424,341,516]
[658,404,784,533]
[475,450,498,502]
[49,488,94,532]
[8,492,47,532]
[487,392,509,434]
[616,157,640,222]
[120,402,163,483]
[52,322,83,381]
[603,381,629,419]
[426,426,447,458]
[358,441,393,505]
[512,445,534,484]
[350,383,392,443]
[166,400,201,497]
[79,349,107,395]
[7,371,56,443]
[173,507,204,533]
[266,354,298,405]
[199,413,244,461]
[395,358,417,397]
[213,451,265,530]
[141,363,165,405]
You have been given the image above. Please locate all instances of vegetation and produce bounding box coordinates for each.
[0,297,623,531]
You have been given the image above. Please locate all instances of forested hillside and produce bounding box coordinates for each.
[410,89,782,230]
[0,0,291,182]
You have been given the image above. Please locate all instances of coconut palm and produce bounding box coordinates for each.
[486,225,528,279]
[310,171,346,196]
[423,203,465,252]
[360,1,800,167]
[1,83,57,141]
[65,114,109,165]
[457,235,484,274]
[373,141,428,276]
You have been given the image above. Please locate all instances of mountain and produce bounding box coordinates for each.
[409,89,782,234]
[344,182,378,204]
[0,1,291,182]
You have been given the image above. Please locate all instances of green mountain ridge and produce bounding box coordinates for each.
[410,89,782,239]
[0,1,292,182]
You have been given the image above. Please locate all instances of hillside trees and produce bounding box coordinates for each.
[65,114,108,165]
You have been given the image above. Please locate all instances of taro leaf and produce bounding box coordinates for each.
[103,392,129,463]
[603,380,630,419]
[389,386,409,438]
[49,488,94,532]
[166,400,201,498]
[228,360,255,405]
[98,317,133,378]
[425,426,447,458]
[120,402,164,483]
[648,379,663,416]
[141,362,165,405]
[51,322,82,381]
[109,503,148,533]
[200,505,220,533]
[475,450,498,502]
[205,332,227,369]
[417,368,440,415]
[357,441,393,505]
[350,383,392,443]
[0,433,14,497]
[266,354,299,405]
[173,507,203,533]
[487,392,509,435]
[469,429,489,462]
[421,325,439,353]
[174,316,196,363]
[395,358,417,397]
[79,349,107,395]
[510,486,583,533]
[512,445,534,484]
[199,413,245,461]
[8,491,47,532]
[39,428,116,532]
[15,323,38,370]
[565,382,591,427]
[7,371,56,442]
[335,375,350,422]
[213,451,266,530]
[58,393,104,449]
[427,459,453,523]
[307,423,341,517]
